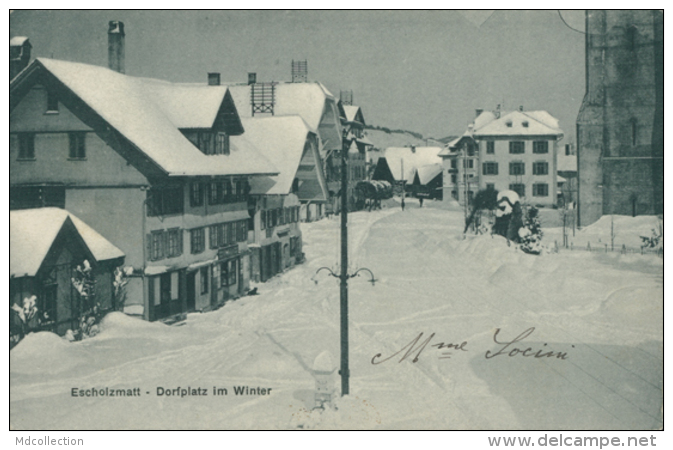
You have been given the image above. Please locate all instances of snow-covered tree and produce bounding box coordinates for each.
[520,206,544,255]
[113,266,132,312]
[70,260,100,340]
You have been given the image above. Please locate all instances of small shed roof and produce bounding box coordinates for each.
[10,208,124,278]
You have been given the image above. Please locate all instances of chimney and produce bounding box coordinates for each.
[108,21,125,73]
[208,73,221,86]
[248,72,257,85]
[475,108,483,118]
[10,36,32,80]
[518,105,524,112]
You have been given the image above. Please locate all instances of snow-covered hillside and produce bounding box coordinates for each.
[364,128,435,149]
[10,200,662,430]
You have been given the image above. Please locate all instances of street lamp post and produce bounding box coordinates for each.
[339,126,350,396]
[313,125,376,397]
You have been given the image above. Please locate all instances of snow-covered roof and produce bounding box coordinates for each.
[139,78,234,130]
[472,110,563,137]
[557,154,578,172]
[10,208,124,278]
[227,82,336,131]
[232,116,314,195]
[10,36,30,46]
[356,135,374,147]
[14,58,276,178]
[384,147,443,181]
[415,163,443,185]
[342,105,364,124]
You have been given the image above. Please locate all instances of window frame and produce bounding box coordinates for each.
[533,141,549,154]
[486,141,495,154]
[190,227,205,254]
[17,133,36,160]
[482,162,499,176]
[68,132,87,160]
[509,141,525,155]
[46,90,59,113]
[532,183,549,197]
[509,162,525,176]
[532,161,549,176]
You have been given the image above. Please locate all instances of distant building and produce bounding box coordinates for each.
[228,71,342,220]
[231,116,328,282]
[338,102,373,210]
[10,208,125,336]
[576,10,663,226]
[440,107,564,208]
[372,146,443,198]
[10,24,278,322]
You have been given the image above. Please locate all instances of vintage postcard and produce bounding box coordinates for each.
[9,10,663,436]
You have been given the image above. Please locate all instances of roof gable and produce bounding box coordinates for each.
[383,147,443,181]
[10,208,124,277]
[473,110,563,137]
[234,116,324,197]
[10,58,274,178]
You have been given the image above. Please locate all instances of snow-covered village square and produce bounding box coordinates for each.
[9,11,663,433]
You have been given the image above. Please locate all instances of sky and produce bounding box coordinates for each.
[9,10,586,141]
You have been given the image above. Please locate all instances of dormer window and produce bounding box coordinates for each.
[198,132,213,155]
[522,121,529,128]
[46,90,59,113]
[506,120,513,127]
[215,133,230,155]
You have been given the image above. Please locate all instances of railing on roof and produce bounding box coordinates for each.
[251,82,278,116]
[291,59,308,83]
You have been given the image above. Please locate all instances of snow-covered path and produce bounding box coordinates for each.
[10,204,663,430]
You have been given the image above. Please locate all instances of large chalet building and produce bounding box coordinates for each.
[10,23,278,322]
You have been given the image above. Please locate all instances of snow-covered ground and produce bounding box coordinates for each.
[10,202,663,430]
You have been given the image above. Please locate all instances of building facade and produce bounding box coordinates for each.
[228,72,342,222]
[576,10,663,226]
[441,108,564,208]
[232,116,328,282]
[10,43,277,321]
[10,208,125,337]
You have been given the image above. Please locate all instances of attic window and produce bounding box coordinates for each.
[506,120,513,127]
[46,90,59,113]
[522,121,529,128]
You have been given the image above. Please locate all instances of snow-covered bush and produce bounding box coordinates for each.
[70,260,101,340]
[520,206,544,255]
[10,295,40,349]
[640,218,663,252]
[113,266,132,311]
[492,190,523,242]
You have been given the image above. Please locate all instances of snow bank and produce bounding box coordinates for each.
[289,395,382,430]
[544,214,662,250]
[10,332,84,375]
[96,312,175,342]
